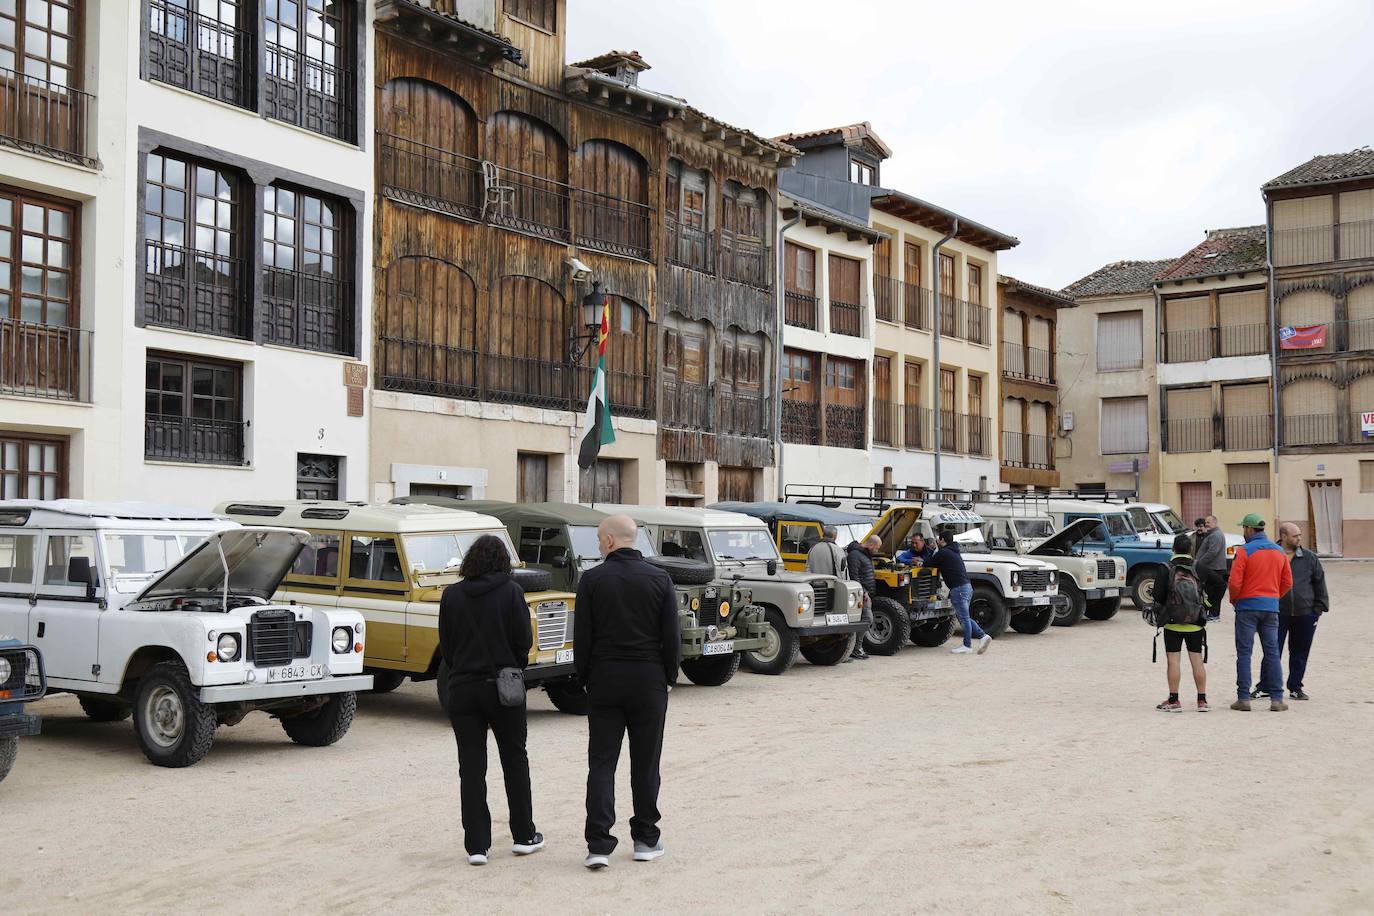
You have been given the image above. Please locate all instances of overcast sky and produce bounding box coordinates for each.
[567,0,1374,289]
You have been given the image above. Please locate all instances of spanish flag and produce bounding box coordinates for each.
[577,292,616,470]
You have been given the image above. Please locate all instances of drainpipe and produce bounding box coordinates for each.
[1266,200,1279,522]
[775,202,803,500]
[931,219,960,493]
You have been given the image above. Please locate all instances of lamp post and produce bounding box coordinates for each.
[568,280,605,364]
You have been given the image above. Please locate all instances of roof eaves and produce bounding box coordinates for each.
[870,188,1019,251]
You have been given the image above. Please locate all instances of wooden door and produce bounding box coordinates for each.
[1179,482,1212,525]
[940,367,957,449]
[381,256,478,397]
[873,355,893,444]
[828,254,861,336]
[518,453,548,503]
[379,78,479,211]
[904,360,924,448]
[718,466,756,502]
[490,111,568,236]
[939,252,956,332]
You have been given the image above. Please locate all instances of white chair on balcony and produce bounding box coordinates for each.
[480,160,516,222]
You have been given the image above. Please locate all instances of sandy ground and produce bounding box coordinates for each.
[5,564,1372,915]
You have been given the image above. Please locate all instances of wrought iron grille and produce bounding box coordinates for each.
[143,241,251,339]
[378,133,482,219]
[261,267,353,356]
[0,66,96,166]
[144,0,254,110]
[144,415,247,465]
[0,317,89,401]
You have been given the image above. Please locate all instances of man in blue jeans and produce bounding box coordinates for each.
[926,527,990,655]
[1226,514,1292,711]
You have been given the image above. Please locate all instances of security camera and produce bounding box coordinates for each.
[567,257,593,283]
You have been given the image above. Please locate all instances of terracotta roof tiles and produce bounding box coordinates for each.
[1263,147,1374,190]
[1154,226,1266,283]
[1061,259,1175,299]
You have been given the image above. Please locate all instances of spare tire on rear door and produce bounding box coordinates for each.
[511,566,555,593]
[645,555,716,586]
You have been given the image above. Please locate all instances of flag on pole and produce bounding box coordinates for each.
[578,293,615,470]
[1279,324,1327,350]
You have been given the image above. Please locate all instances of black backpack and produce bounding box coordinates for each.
[1146,561,1208,662]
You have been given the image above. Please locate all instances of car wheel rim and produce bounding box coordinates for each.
[145,685,184,748]
[971,601,991,628]
[1137,581,1154,603]
[869,613,892,644]
[755,626,780,662]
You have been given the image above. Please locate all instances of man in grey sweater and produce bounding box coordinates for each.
[1193,515,1228,622]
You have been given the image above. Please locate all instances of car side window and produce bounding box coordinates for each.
[42,534,99,588]
[290,532,341,581]
[348,535,405,583]
[0,532,37,590]
[779,522,816,555]
[987,520,1013,550]
[659,528,709,564]
[517,526,560,564]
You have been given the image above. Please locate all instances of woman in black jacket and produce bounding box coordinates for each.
[438,534,542,865]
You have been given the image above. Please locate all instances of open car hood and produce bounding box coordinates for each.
[1029,518,1104,556]
[136,527,309,603]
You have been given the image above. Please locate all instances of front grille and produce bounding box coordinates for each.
[536,601,569,650]
[912,571,939,601]
[248,609,296,667]
[697,594,724,626]
[0,645,44,700]
[809,580,833,615]
[1097,559,1118,580]
[1019,569,1051,592]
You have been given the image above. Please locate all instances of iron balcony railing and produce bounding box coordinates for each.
[1001,431,1054,469]
[487,163,570,242]
[781,399,819,445]
[903,404,932,450]
[1165,323,1271,362]
[0,66,96,166]
[784,290,818,330]
[722,235,769,288]
[145,414,247,465]
[1282,413,1339,447]
[143,241,251,339]
[574,187,651,261]
[145,0,254,110]
[261,267,353,355]
[964,302,990,345]
[824,403,866,450]
[661,380,713,431]
[0,316,90,401]
[902,283,930,331]
[873,276,899,324]
[1222,414,1273,451]
[1162,328,1211,364]
[263,43,357,143]
[482,353,569,410]
[574,363,652,419]
[960,413,992,456]
[1338,218,1374,262]
[872,398,899,447]
[377,337,478,400]
[721,392,766,437]
[829,297,863,338]
[378,133,482,220]
[1227,481,1271,500]
[666,221,712,272]
[1272,225,1333,268]
[1002,343,1054,383]
[1165,417,1212,453]
[1220,322,1270,357]
[939,294,960,340]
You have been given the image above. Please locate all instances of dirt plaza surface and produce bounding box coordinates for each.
[6,564,1372,915]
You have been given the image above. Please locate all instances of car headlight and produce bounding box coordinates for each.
[1049,571,1058,585]
[0,656,11,684]
[216,633,241,663]
[690,596,701,611]
[332,626,353,654]
[1010,571,1021,589]
[799,592,812,614]
[848,589,859,609]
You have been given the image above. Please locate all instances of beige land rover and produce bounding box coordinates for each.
[218,501,585,713]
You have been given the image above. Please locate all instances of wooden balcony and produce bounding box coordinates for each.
[0,316,90,401]
[144,0,254,110]
[662,380,713,430]
[784,290,818,330]
[0,67,96,167]
[264,42,357,143]
[575,187,651,261]
[261,267,354,356]
[378,133,482,220]
[143,241,251,340]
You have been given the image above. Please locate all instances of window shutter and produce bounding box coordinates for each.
[1028,316,1051,350]
[1166,296,1210,331]
[1167,387,1212,420]
[1219,290,1265,329]
[1096,311,1143,371]
[1100,396,1148,454]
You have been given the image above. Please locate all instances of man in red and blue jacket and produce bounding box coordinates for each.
[1226,514,1293,711]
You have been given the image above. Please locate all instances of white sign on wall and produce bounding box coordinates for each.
[1362,411,1374,437]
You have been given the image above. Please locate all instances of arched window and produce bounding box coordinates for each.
[666,159,712,271]
[488,275,566,407]
[590,295,652,417]
[489,112,569,240]
[1279,289,1336,354]
[378,257,478,399]
[722,182,769,287]
[575,140,650,259]
[1348,282,1374,351]
[379,78,480,217]
[661,314,712,430]
[1282,377,1338,445]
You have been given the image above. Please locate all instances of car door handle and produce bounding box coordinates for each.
[36,621,45,637]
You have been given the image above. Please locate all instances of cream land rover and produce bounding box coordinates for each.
[219,501,585,714]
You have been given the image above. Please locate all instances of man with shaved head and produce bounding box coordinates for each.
[574,513,680,869]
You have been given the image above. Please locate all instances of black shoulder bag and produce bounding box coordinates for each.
[465,601,526,707]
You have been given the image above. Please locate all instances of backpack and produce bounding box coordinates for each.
[1162,565,1205,627]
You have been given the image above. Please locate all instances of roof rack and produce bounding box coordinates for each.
[783,484,989,514]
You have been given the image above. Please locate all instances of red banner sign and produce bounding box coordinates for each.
[1279,325,1327,350]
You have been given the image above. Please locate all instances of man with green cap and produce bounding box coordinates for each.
[1225,513,1292,711]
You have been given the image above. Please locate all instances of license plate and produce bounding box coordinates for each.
[266,663,323,683]
[1103,588,1119,596]
[555,648,574,664]
[826,613,851,625]
[702,641,734,656]
[1030,596,1049,605]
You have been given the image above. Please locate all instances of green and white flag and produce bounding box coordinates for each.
[578,293,615,470]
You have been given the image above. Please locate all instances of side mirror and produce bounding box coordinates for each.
[550,551,570,569]
[766,559,778,576]
[67,556,97,600]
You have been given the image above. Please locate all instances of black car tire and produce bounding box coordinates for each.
[799,632,857,666]
[741,607,800,676]
[864,596,910,656]
[0,736,16,783]
[645,556,716,586]
[1086,595,1123,620]
[544,682,589,715]
[280,692,357,746]
[79,695,133,722]
[512,566,555,593]
[133,660,218,768]
[909,614,955,647]
[969,586,1010,639]
[366,668,407,694]
[1054,581,1087,627]
[680,651,741,687]
[1010,603,1055,634]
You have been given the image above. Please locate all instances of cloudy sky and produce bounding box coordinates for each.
[568,0,1374,289]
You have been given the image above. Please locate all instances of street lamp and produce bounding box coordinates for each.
[568,280,605,363]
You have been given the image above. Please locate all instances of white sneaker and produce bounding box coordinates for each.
[512,833,545,856]
[584,854,610,870]
[976,635,992,655]
[633,840,665,862]
[950,645,974,654]
[467,852,488,866]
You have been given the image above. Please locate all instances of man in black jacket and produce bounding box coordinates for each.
[844,536,881,661]
[575,514,680,869]
[1273,522,1328,701]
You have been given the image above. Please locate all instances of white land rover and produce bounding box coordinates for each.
[0,501,370,767]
